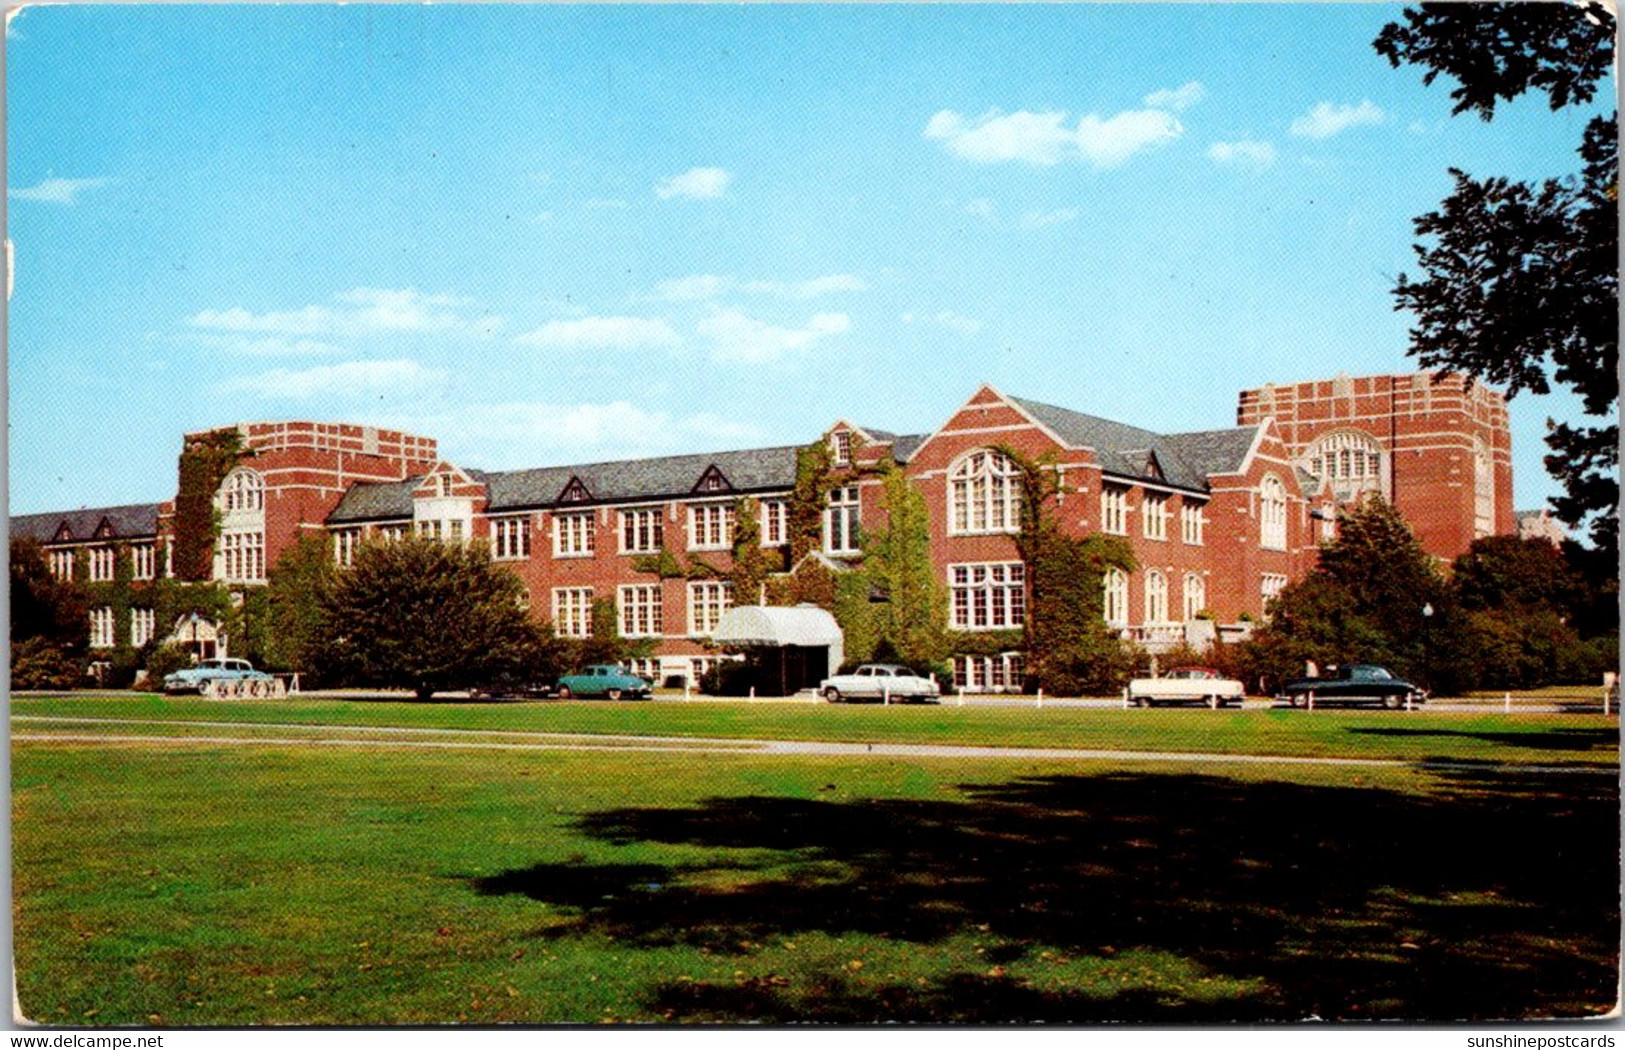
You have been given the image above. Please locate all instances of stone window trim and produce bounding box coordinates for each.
[948,449,1020,536]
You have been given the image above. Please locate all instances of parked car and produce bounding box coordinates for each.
[1127,666,1245,708]
[821,664,941,703]
[1279,664,1427,709]
[163,657,275,696]
[555,665,653,700]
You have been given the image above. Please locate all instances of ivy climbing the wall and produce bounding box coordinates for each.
[172,428,248,582]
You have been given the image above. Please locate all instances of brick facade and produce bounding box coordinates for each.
[13,372,1516,685]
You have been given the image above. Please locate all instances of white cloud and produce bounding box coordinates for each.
[696,309,849,364]
[1020,207,1081,230]
[926,107,1182,168]
[742,274,867,299]
[1290,100,1385,139]
[1143,81,1206,112]
[216,359,445,400]
[514,315,681,350]
[655,167,732,200]
[189,287,479,338]
[654,273,866,302]
[387,401,760,461]
[8,176,112,204]
[1207,139,1278,169]
[965,198,997,221]
[194,334,346,357]
[655,274,732,302]
[933,311,983,335]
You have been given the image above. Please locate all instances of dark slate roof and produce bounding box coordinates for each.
[857,425,899,442]
[890,434,927,464]
[1009,395,1259,491]
[328,445,805,522]
[10,503,161,543]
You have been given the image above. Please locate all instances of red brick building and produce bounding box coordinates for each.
[1237,372,1514,560]
[13,372,1514,690]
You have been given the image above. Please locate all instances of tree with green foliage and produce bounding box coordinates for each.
[10,537,89,652]
[1376,2,1618,556]
[861,465,951,673]
[316,535,551,700]
[997,446,1137,695]
[1242,497,1449,690]
[260,533,340,677]
[728,496,775,604]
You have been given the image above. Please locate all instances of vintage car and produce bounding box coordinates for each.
[820,664,941,703]
[1279,664,1427,709]
[1127,666,1246,708]
[554,665,653,701]
[163,657,276,696]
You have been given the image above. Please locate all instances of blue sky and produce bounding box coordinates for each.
[7,4,1605,515]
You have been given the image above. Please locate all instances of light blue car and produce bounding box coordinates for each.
[163,657,274,696]
[554,665,653,701]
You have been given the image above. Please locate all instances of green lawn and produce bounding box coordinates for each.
[12,692,1620,767]
[12,712,1621,1024]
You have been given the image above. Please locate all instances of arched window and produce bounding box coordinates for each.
[1259,475,1287,551]
[1474,437,1494,537]
[949,450,1019,535]
[1102,567,1128,627]
[1144,570,1168,624]
[1302,429,1384,499]
[1182,573,1206,621]
[220,469,264,512]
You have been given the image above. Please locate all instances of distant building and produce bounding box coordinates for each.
[1237,371,1514,560]
[1516,508,1567,546]
[13,372,1516,688]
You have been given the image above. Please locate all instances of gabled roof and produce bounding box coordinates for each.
[328,444,804,523]
[890,435,928,464]
[10,503,162,544]
[1157,427,1261,480]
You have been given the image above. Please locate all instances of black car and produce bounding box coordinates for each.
[1278,664,1427,709]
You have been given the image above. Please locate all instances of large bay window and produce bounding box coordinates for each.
[618,584,664,637]
[221,531,265,583]
[949,562,1026,630]
[948,450,1018,535]
[954,653,1024,694]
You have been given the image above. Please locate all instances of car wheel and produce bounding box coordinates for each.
[558,685,573,700]
[824,687,841,703]
[1383,693,1403,710]
[607,688,623,701]
[1287,693,1300,709]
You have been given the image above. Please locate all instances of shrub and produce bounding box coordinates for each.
[145,642,195,684]
[11,638,85,690]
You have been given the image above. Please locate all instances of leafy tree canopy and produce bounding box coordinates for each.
[316,535,551,700]
[10,537,88,650]
[1376,2,1618,554]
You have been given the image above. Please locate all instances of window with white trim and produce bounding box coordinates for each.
[761,499,788,547]
[1259,475,1287,551]
[491,516,531,560]
[949,562,1026,630]
[49,550,74,581]
[1142,494,1169,541]
[553,512,595,558]
[618,584,663,637]
[1102,567,1129,627]
[417,519,443,540]
[221,531,265,583]
[131,543,156,581]
[88,546,115,582]
[688,503,735,551]
[954,653,1024,693]
[1182,573,1206,621]
[1304,430,1384,499]
[376,523,408,543]
[1144,570,1169,624]
[130,607,156,649]
[832,431,852,466]
[619,507,665,554]
[89,606,115,649]
[687,580,734,636]
[221,469,264,512]
[949,450,1019,535]
[552,587,594,638]
[1261,573,1289,606]
[824,486,861,555]
[333,528,362,568]
[1101,485,1128,536]
[1180,502,1206,546]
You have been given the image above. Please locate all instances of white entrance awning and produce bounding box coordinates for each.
[710,604,844,680]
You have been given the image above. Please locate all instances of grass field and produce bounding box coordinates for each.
[11,696,1620,1024]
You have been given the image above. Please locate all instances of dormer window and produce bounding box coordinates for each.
[438,475,453,497]
[832,431,852,466]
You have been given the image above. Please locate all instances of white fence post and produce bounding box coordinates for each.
[1307,690,1315,712]
[1036,687,1044,709]
[1504,692,1511,714]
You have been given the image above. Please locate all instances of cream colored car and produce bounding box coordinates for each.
[1128,666,1245,708]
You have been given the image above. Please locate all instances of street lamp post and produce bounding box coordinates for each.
[1421,602,1435,693]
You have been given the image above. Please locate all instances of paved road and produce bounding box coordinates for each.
[12,715,1615,775]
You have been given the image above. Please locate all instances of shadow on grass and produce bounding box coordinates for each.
[472,769,1619,1022]
[1347,726,1619,754]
